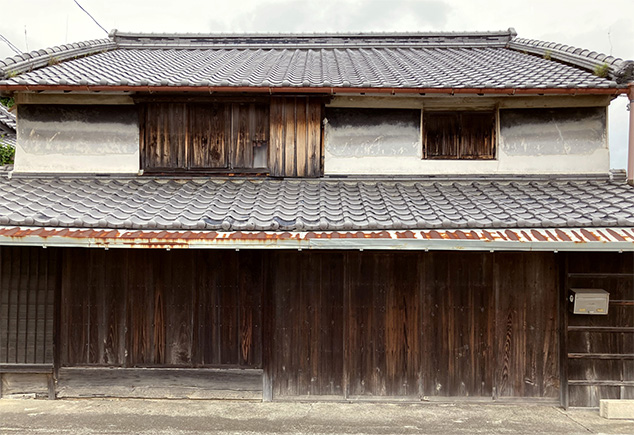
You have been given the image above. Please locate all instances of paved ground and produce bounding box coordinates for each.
[0,399,633,434]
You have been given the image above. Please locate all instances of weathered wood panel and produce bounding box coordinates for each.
[269,97,322,177]
[494,252,559,399]
[141,102,268,171]
[269,252,344,397]
[0,247,58,365]
[56,367,262,400]
[421,252,494,398]
[141,103,187,170]
[269,251,556,401]
[346,253,423,397]
[60,250,262,369]
[188,103,230,168]
[1,373,50,397]
[566,252,634,407]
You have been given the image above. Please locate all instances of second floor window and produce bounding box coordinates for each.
[423,111,496,159]
[140,102,269,172]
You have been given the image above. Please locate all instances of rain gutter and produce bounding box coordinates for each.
[0,227,633,252]
[0,85,628,96]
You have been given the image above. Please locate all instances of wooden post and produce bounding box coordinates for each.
[559,253,569,409]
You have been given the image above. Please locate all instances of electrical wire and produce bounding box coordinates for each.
[0,33,22,55]
[73,0,108,35]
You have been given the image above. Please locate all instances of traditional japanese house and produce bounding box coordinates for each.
[0,29,633,407]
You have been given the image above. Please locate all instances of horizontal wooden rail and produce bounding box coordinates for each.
[568,353,634,360]
[567,326,634,333]
[568,273,634,279]
[568,380,634,387]
[609,300,634,306]
[0,364,54,373]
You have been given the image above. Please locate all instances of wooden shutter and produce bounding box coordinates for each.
[269,97,322,177]
[141,103,187,170]
[188,103,230,169]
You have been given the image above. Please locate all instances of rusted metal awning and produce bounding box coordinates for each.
[0,226,633,251]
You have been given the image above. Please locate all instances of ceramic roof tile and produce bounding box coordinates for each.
[0,177,633,232]
[1,30,631,89]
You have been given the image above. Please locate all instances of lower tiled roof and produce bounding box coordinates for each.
[0,176,633,232]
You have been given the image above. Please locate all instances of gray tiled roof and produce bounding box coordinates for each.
[0,105,15,131]
[0,30,630,89]
[1,177,633,231]
[0,105,16,147]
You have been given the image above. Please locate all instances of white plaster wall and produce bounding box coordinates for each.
[325,106,609,176]
[13,105,139,174]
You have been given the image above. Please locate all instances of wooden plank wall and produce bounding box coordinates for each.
[269,97,322,177]
[140,102,269,171]
[565,252,634,407]
[60,250,262,368]
[267,251,559,401]
[267,252,344,397]
[494,253,559,399]
[0,247,58,365]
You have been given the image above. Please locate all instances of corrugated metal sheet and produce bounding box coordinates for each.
[0,226,632,252]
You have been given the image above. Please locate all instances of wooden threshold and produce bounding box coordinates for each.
[56,367,263,400]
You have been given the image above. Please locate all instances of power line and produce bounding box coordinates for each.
[73,0,108,35]
[0,33,22,55]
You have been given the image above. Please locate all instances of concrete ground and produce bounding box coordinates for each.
[1,399,633,435]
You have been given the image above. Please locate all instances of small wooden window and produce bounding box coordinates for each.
[140,102,269,172]
[423,111,496,159]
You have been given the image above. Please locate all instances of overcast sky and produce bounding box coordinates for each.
[1,0,632,168]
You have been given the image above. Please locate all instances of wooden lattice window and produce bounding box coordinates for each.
[423,111,496,159]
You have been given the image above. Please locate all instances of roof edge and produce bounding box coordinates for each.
[0,39,116,81]
[111,28,517,49]
[508,38,634,84]
[0,226,632,252]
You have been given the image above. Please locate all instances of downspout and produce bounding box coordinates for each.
[628,83,634,185]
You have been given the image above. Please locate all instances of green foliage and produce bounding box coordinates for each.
[0,139,15,165]
[0,97,14,109]
[593,63,610,78]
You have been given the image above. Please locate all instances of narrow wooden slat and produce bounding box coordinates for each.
[568,273,634,279]
[284,97,297,177]
[568,326,634,333]
[568,380,634,386]
[307,100,322,177]
[295,98,308,176]
[568,353,634,360]
[269,98,285,176]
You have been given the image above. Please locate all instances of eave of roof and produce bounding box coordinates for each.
[0,226,632,252]
[0,28,631,93]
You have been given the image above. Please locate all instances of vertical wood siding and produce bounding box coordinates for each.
[0,247,58,365]
[269,97,322,177]
[140,102,268,171]
[494,252,559,398]
[60,250,262,368]
[2,247,565,402]
[268,251,558,400]
[565,252,634,407]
